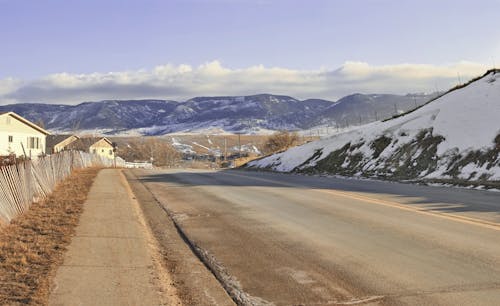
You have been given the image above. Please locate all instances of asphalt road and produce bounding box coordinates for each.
[134,169,500,306]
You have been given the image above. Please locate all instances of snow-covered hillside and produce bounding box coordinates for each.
[248,69,500,183]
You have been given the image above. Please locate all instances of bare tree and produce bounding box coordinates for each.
[262,131,299,155]
[117,138,181,167]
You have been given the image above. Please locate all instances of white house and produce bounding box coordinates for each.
[46,134,79,154]
[0,112,50,158]
[67,137,115,159]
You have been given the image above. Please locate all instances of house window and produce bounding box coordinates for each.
[93,149,97,154]
[27,137,40,149]
[101,149,104,153]
[8,135,13,143]
[109,149,113,155]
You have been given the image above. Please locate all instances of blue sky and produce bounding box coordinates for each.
[0,0,499,103]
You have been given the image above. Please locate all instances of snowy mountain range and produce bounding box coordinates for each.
[247,69,500,185]
[0,93,435,135]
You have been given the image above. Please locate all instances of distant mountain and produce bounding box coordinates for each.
[248,69,500,184]
[0,93,436,135]
[0,100,178,131]
[315,93,432,127]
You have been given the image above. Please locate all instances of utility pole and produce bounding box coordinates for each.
[150,141,155,166]
[224,137,227,161]
[238,134,241,158]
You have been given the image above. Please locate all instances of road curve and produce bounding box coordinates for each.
[133,169,500,306]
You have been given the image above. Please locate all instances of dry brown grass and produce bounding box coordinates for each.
[0,168,100,305]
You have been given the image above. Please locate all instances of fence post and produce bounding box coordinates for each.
[0,150,106,224]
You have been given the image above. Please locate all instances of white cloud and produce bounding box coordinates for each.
[0,60,490,104]
[0,77,23,104]
[0,77,22,95]
[338,61,486,80]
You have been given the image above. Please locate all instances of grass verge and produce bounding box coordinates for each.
[0,168,100,305]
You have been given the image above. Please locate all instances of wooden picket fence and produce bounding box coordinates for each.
[0,151,117,225]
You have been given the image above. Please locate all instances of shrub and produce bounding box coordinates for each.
[262,131,299,155]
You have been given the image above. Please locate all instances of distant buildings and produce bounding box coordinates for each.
[0,112,115,160]
[46,134,79,154]
[66,137,115,160]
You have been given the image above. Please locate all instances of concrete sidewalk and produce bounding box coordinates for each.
[49,169,168,306]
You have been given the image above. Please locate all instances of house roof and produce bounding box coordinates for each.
[66,137,113,151]
[46,134,78,148]
[99,137,113,146]
[0,112,51,135]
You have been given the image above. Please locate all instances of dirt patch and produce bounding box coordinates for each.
[301,142,362,175]
[370,135,392,159]
[385,129,445,179]
[120,171,182,305]
[0,168,100,305]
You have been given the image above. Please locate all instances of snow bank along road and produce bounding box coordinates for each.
[133,168,500,306]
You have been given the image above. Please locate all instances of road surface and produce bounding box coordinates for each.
[133,168,500,305]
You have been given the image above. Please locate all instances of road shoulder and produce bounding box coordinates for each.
[124,169,235,306]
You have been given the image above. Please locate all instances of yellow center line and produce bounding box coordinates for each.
[223,171,500,231]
